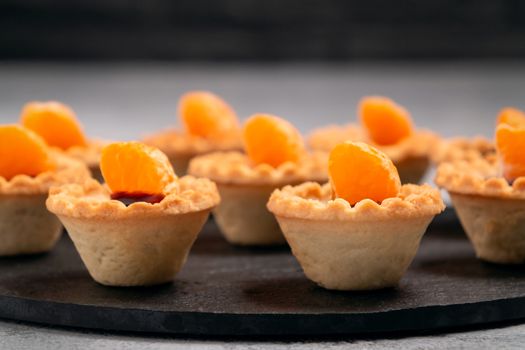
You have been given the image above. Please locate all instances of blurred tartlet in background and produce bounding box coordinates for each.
[143,91,242,175]
[431,136,495,165]
[308,96,439,184]
[431,108,525,165]
[189,113,327,246]
[435,107,525,264]
[20,101,108,180]
[0,125,89,256]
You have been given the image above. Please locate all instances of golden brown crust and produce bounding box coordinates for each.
[143,128,242,158]
[268,182,444,221]
[431,136,495,164]
[435,157,525,199]
[0,151,90,195]
[188,151,328,185]
[65,139,108,169]
[307,124,439,162]
[46,175,220,219]
[308,124,367,150]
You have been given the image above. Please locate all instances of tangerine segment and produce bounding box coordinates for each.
[0,125,55,180]
[100,142,176,196]
[21,101,87,150]
[497,107,525,128]
[495,124,525,181]
[243,114,304,167]
[179,91,239,138]
[358,96,413,145]
[329,141,401,205]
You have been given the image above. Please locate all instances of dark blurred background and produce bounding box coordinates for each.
[1,0,525,143]
[2,0,525,61]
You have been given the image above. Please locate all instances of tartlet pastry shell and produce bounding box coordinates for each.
[0,153,90,256]
[46,177,219,286]
[189,152,327,245]
[143,129,242,175]
[431,136,495,165]
[65,139,107,181]
[307,125,438,183]
[268,182,444,290]
[450,193,525,264]
[213,183,287,245]
[0,194,62,256]
[436,157,525,264]
[58,210,210,286]
[395,156,430,185]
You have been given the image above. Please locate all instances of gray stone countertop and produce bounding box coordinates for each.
[1,319,524,350]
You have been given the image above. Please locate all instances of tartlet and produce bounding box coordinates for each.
[63,139,107,181]
[189,114,327,246]
[0,126,90,256]
[435,154,525,264]
[435,108,525,264]
[144,91,242,175]
[47,142,220,286]
[144,129,241,175]
[20,101,108,180]
[189,151,327,245]
[431,136,495,164]
[268,141,444,290]
[308,97,439,184]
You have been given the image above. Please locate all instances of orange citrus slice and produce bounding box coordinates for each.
[179,91,238,138]
[0,125,55,180]
[329,141,401,205]
[243,114,304,167]
[496,123,525,181]
[20,101,87,150]
[497,107,525,128]
[100,142,176,196]
[359,96,413,145]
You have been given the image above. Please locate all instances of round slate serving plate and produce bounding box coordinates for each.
[0,210,524,336]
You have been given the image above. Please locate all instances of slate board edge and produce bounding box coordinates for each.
[0,294,524,336]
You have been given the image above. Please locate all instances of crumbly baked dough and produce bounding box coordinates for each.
[0,194,62,256]
[65,139,107,180]
[59,209,211,286]
[450,193,525,264]
[268,182,444,290]
[435,157,525,199]
[65,139,106,168]
[394,156,430,185]
[436,157,525,264]
[188,151,327,245]
[308,124,439,162]
[143,129,242,175]
[188,151,328,185]
[47,176,220,219]
[431,136,495,164]
[268,182,444,221]
[0,151,90,195]
[0,152,89,256]
[212,183,288,245]
[47,176,220,286]
[144,128,242,155]
[308,124,367,149]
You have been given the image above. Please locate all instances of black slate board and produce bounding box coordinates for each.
[0,210,524,336]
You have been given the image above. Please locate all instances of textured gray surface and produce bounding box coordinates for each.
[0,61,524,348]
[1,319,525,349]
